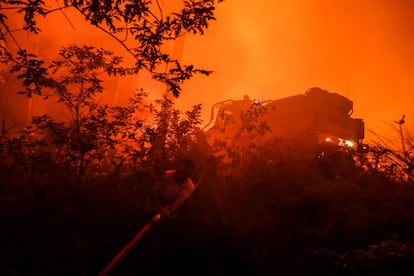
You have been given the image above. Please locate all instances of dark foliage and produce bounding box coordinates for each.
[2,93,414,274]
[0,0,223,96]
[1,1,414,274]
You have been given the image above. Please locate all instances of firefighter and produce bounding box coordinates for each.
[146,158,196,216]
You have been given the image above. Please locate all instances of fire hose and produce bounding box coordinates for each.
[98,213,162,276]
[98,167,209,275]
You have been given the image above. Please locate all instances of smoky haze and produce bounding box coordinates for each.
[1,0,414,145]
[178,0,414,144]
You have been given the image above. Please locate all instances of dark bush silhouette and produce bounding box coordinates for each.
[1,3,414,273]
[2,95,414,274]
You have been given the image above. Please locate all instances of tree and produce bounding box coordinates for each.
[0,0,223,97]
[0,0,223,180]
[144,93,203,171]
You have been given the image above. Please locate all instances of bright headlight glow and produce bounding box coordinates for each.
[338,138,356,148]
[345,140,354,147]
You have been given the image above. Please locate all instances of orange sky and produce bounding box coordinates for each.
[2,0,414,145]
[177,0,414,144]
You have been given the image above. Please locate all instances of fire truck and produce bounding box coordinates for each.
[203,87,365,152]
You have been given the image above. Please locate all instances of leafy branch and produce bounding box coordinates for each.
[1,0,223,97]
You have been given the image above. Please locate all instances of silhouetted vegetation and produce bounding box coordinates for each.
[1,1,414,275]
[1,0,223,97]
[2,91,414,274]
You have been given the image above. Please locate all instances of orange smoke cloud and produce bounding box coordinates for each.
[178,0,414,144]
[2,0,414,146]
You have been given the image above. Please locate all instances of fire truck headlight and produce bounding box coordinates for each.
[345,140,354,147]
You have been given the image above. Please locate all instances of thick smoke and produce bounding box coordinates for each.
[1,0,413,144]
